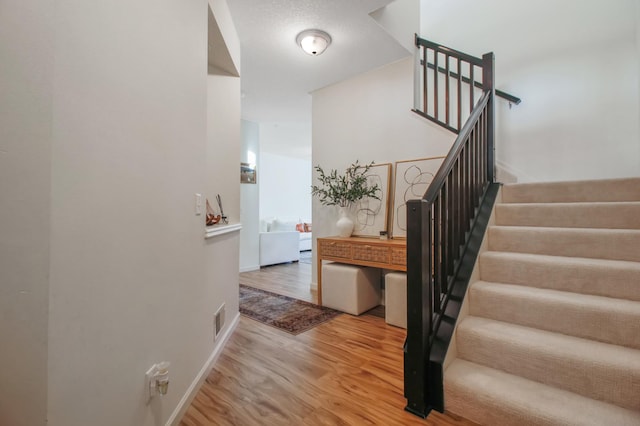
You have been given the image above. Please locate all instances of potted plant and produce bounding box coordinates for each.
[311,160,380,237]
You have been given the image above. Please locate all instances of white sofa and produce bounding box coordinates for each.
[299,231,312,251]
[259,218,312,266]
[259,231,300,266]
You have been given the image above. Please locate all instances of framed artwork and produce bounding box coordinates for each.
[240,162,256,184]
[352,163,391,238]
[391,156,445,239]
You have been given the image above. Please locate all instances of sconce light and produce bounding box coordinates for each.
[296,29,332,56]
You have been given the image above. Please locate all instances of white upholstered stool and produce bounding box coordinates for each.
[385,272,407,328]
[322,263,381,315]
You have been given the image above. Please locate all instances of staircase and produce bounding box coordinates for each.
[445,177,640,425]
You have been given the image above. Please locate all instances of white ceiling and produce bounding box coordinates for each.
[226,0,411,124]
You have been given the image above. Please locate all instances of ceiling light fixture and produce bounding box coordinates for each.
[296,29,332,56]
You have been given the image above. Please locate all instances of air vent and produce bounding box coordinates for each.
[214,303,225,340]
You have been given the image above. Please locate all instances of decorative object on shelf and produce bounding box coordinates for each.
[240,162,256,184]
[391,156,445,239]
[311,161,381,237]
[216,194,228,224]
[352,163,391,238]
[206,199,221,226]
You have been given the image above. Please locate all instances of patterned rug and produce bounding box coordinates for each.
[239,285,341,335]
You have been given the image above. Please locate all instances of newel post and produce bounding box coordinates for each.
[404,198,433,418]
[482,52,495,182]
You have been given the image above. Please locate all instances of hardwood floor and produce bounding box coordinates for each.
[179,253,476,425]
[238,252,316,303]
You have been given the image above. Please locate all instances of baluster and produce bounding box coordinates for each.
[468,141,472,227]
[445,55,450,126]
[432,200,440,312]
[469,64,475,113]
[434,50,439,121]
[479,111,484,191]
[438,194,444,304]
[467,143,472,232]
[468,133,474,219]
[461,145,467,235]
[473,120,483,207]
[457,58,462,131]
[483,108,488,186]
[476,115,482,199]
[447,171,455,275]
[453,159,460,257]
[441,181,448,284]
[423,46,428,114]
[469,126,475,208]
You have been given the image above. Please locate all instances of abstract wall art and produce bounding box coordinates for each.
[352,163,391,238]
[391,156,445,238]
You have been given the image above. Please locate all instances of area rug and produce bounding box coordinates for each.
[239,285,341,335]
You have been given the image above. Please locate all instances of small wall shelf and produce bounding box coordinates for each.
[205,223,242,239]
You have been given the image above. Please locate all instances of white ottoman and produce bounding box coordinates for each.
[322,263,381,315]
[385,272,407,328]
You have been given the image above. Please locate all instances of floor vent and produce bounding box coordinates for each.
[214,303,225,341]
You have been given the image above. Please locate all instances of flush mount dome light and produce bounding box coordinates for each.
[296,29,332,56]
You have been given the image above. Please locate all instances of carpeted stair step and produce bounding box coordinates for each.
[488,226,640,262]
[469,281,640,349]
[501,177,640,204]
[445,359,640,426]
[480,251,640,301]
[456,316,640,410]
[494,201,640,229]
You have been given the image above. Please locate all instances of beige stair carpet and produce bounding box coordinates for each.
[445,177,640,425]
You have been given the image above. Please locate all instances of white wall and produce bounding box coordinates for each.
[637,3,640,134]
[258,122,312,220]
[421,0,640,182]
[0,1,53,424]
[202,69,241,419]
[260,152,312,221]
[311,57,453,285]
[0,1,241,425]
[259,122,312,161]
[370,0,420,53]
[239,120,260,272]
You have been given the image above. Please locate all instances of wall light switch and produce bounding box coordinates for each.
[195,193,202,216]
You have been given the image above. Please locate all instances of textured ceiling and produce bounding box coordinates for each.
[226,0,410,124]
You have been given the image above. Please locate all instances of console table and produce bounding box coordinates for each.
[316,236,406,306]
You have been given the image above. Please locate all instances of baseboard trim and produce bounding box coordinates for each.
[240,264,260,273]
[167,312,240,426]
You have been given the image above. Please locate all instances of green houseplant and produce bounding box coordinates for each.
[311,161,380,236]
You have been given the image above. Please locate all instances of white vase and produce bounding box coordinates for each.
[336,207,354,237]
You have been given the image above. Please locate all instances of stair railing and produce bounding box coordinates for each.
[404,36,505,417]
[412,36,520,134]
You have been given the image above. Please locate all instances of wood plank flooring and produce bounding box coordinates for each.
[238,253,315,303]
[180,253,476,425]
